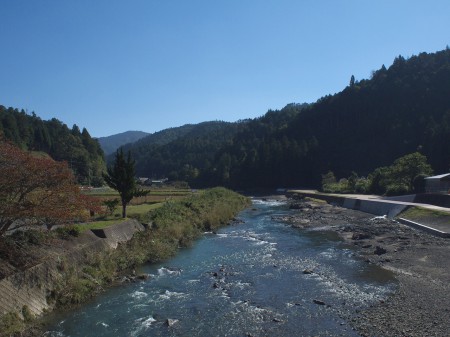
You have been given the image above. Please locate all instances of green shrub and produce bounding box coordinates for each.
[55,225,81,239]
[0,312,24,336]
[22,305,34,323]
[385,183,409,196]
[11,229,45,245]
[103,198,119,215]
[354,178,369,193]
[54,270,99,306]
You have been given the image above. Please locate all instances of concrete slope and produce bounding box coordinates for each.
[0,219,143,318]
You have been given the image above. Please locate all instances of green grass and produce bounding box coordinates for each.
[76,202,164,232]
[148,190,191,195]
[75,219,128,231]
[0,312,25,336]
[83,187,191,198]
[127,202,162,215]
[400,206,450,220]
[304,197,327,204]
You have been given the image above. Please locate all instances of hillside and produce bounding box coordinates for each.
[128,49,450,189]
[118,123,198,154]
[97,131,149,155]
[118,121,243,181]
[196,49,450,189]
[0,106,105,185]
[5,49,449,190]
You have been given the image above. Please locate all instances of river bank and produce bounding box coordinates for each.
[43,196,392,337]
[0,188,250,337]
[277,196,450,337]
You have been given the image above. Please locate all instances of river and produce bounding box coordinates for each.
[45,198,395,337]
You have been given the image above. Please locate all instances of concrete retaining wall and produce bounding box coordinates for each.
[91,219,145,248]
[289,191,408,218]
[0,262,59,317]
[0,219,143,317]
[383,194,417,202]
[397,218,450,238]
[355,200,408,218]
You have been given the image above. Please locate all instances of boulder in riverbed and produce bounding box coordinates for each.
[166,318,179,327]
[374,246,387,255]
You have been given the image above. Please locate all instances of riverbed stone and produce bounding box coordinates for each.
[166,318,178,327]
[374,246,387,255]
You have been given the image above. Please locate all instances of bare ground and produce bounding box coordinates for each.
[277,198,450,337]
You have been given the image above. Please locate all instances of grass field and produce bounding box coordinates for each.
[400,206,450,224]
[83,187,192,205]
[78,187,193,231]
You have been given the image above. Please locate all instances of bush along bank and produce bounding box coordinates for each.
[0,187,250,336]
[112,187,251,266]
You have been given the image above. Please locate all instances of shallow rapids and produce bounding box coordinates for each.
[45,198,395,337]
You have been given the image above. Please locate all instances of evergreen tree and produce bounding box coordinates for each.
[349,75,355,87]
[103,149,148,218]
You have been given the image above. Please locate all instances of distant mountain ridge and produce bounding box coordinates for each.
[116,121,243,181]
[119,124,198,152]
[97,131,149,155]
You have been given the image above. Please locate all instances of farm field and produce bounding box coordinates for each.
[78,187,193,231]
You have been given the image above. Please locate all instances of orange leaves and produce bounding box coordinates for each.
[0,141,100,235]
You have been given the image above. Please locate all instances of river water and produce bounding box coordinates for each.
[45,199,395,337]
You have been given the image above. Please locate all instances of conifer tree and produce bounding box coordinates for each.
[103,148,148,218]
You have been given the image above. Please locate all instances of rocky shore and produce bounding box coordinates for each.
[277,196,450,337]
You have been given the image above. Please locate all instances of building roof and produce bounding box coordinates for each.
[424,173,450,180]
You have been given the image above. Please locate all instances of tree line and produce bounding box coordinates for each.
[321,152,433,196]
[0,106,105,185]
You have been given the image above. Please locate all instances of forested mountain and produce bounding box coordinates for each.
[197,103,309,187]
[202,48,450,188]
[119,123,199,154]
[0,106,105,185]
[127,48,450,189]
[118,121,244,181]
[97,131,149,155]
[8,49,449,191]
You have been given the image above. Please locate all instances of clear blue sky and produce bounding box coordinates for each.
[1,1,449,137]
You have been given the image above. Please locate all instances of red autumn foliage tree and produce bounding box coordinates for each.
[0,141,101,236]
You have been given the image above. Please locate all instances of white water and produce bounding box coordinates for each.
[45,199,395,336]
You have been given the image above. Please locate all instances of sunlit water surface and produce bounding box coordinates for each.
[45,199,395,337]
